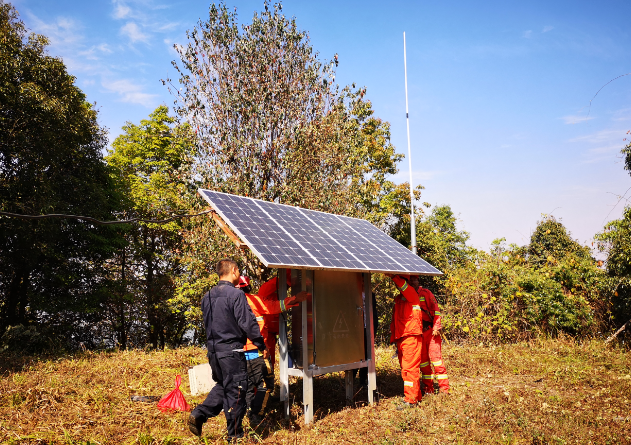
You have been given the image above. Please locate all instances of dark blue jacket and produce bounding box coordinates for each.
[202,280,266,354]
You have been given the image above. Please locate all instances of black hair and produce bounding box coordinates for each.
[216,259,238,278]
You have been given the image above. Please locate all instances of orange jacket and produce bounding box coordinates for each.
[418,287,442,331]
[259,272,293,335]
[243,292,289,351]
[390,275,423,342]
[259,277,281,335]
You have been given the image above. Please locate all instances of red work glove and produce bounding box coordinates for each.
[284,291,311,308]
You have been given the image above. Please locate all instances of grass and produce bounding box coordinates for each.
[1,337,630,444]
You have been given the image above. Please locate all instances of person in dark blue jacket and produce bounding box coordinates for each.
[188,259,267,441]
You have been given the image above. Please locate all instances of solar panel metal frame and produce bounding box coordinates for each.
[199,189,442,276]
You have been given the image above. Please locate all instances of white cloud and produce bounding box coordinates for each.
[542,26,554,33]
[120,22,149,43]
[78,43,114,60]
[391,169,443,185]
[569,128,628,163]
[97,43,113,54]
[611,107,631,122]
[522,30,532,38]
[113,2,131,19]
[157,21,180,32]
[102,78,158,107]
[570,128,625,144]
[562,115,595,124]
[25,12,82,49]
[164,38,181,56]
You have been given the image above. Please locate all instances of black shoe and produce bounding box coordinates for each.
[248,413,264,426]
[396,401,417,410]
[187,414,203,436]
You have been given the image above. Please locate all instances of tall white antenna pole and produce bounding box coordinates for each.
[403,32,417,254]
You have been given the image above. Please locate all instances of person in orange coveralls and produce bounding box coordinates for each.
[236,275,309,424]
[253,271,292,369]
[386,273,424,408]
[390,274,450,396]
[416,280,450,395]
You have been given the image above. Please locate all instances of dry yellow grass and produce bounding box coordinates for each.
[1,338,630,444]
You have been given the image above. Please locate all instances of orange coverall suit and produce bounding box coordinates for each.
[390,275,424,404]
[257,273,293,367]
[417,288,450,394]
[257,277,281,364]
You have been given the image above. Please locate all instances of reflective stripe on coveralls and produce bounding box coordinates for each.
[390,275,426,402]
[390,276,423,342]
[420,328,449,394]
[396,335,423,403]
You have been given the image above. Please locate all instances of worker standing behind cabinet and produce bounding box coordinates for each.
[387,274,424,408]
[187,259,267,441]
[235,275,309,425]
[256,270,292,369]
[417,284,450,395]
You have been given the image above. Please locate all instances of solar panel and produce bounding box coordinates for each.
[199,189,442,275]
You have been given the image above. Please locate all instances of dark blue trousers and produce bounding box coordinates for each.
[246,356,274,416]
[192,351,249,439]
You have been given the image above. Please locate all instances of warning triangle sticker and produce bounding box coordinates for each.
[332,311,350,333]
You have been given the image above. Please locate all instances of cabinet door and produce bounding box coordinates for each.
[313,270,365,367]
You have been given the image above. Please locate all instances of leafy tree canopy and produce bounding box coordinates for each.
[0,2,124,341]
[166,1,406,327]
[622,136,631,176]
[528,215,592,266]
[596,206,631,328]
[105,105,196,348]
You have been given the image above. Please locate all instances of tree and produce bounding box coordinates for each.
[622,135,630,175]
[528,215,592,266]
[105,106,196,349]
[165,2,405,335]
[417,206,473,272]
[596,206,631,333]
[0,3,124,344]
[167,2,400,218]
[441,217,610,342]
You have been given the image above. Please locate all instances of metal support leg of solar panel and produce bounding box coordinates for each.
[199,190,441,424]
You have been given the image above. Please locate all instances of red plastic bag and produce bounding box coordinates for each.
[157,375,190,412]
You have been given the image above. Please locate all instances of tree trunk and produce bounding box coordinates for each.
[145,231,158,349]
[1,270,26,332]
[119,249,127,350]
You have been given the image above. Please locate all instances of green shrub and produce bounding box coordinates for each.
[0,324,57,354]
[440,238,613,342]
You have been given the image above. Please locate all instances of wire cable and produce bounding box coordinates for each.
[0,209,213,225]
[587,72,631,117]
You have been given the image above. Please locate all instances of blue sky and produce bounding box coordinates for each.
[11,0,631,251]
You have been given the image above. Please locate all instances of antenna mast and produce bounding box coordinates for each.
[403,32,417,254]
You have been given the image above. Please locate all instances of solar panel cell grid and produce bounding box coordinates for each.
[199,189,442,275]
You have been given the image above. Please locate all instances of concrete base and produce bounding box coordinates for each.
[188,363,215,396]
